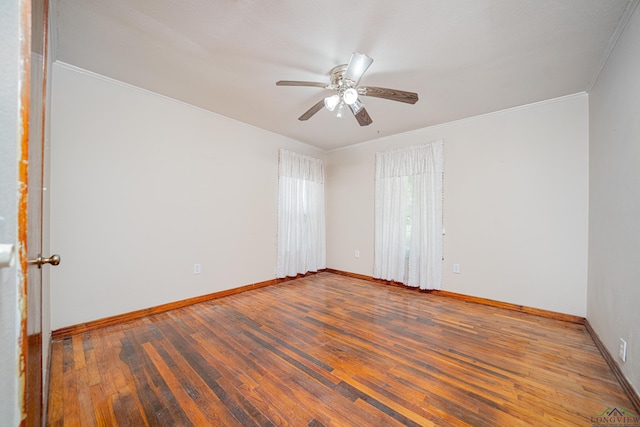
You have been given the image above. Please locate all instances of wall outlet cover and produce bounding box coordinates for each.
[619,338,627,362]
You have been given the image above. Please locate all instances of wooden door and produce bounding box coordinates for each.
[21,0,52,425]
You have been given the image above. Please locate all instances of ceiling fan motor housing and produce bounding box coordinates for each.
[329,64,350,88]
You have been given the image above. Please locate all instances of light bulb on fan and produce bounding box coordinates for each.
[343,88,358,105]
[324,95,340,111]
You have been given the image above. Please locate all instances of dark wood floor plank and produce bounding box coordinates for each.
[111,386,149,427]
[48,272,637,426]
[142,341,212,426]
[117,333,169,425]
[88,384,116,427]
[75,357,98,426]
[46,338,64,425]
[61,337,81,425]
[96,329,151,426]
[153,319,264,427]
[150,331,242,426]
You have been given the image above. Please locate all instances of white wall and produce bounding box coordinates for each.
[327,94,589,316]
[49,63,324,329]
[588,3,640,396]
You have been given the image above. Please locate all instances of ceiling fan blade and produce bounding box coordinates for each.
[351,106,373,126]
[298,99,326,121]
[343,53,373,86]
[276,80,328,88]
[348,102,372,125]
[358,86,419,104]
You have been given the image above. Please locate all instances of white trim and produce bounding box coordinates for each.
[587,0,640,93]
[55,63,591,157]
[328,92,588,153]
[53,61,310,145]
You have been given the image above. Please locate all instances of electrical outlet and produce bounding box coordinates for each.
[193,264,201,275]
[453,263,461,274]
[619,338,627,362]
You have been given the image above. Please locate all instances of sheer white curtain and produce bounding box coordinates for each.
[374,141,443,289]
[276,149,326,278]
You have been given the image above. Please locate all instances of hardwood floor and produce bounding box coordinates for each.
[47,272,636,426]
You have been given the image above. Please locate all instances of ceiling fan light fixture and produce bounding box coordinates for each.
[343,88,358,105]
[276,51,419,126]
[324,94,340,111]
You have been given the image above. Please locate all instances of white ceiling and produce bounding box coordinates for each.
[53,0,634,151]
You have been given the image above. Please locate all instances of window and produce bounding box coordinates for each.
[276,149,326,278]
[374,141,443,289]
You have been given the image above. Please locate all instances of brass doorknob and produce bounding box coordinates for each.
[28,254,61,268]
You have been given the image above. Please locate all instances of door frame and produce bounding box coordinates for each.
[17,0,51,425]
[0,0,31,424]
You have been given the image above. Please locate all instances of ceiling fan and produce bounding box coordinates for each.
[276,52,419,126]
